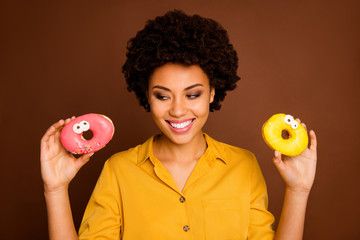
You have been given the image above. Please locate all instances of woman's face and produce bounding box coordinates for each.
[147,63,215,145]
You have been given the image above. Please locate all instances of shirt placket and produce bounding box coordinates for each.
[153,160,197,239]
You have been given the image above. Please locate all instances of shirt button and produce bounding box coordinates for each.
[183,225,190,232]
[179,196,185,203]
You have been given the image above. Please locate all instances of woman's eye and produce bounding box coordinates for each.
[156,94,169,100]
[187,94,200,99]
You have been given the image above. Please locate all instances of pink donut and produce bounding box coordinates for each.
[60,113,115,154]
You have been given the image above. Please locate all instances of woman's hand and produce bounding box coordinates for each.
[272,119,317,194]
[40,117,93,193]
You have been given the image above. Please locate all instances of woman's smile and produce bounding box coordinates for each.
[166,119,195,133]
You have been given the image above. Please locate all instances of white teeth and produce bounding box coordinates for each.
[170,120,192,129]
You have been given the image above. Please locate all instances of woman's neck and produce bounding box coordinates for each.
[153,133,207,164]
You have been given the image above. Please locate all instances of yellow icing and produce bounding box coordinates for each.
[262,113,308,156]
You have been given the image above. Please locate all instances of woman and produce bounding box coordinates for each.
[41,10,317,240]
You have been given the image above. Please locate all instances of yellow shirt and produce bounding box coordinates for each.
[79,134,274,240]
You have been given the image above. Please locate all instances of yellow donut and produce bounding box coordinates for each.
[262,113,308,157]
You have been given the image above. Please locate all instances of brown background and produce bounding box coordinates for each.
[1,0,359,239]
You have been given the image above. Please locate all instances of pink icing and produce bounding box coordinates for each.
[60,113,115,154]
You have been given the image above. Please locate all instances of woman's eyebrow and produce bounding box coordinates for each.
[184,83,204,90]
[152,83,204,91]
[152,85,170,91]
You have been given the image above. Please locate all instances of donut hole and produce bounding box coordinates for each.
[282,129,291,139]
[82,130,94,141]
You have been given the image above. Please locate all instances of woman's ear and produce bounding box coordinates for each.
[210,88,215,103]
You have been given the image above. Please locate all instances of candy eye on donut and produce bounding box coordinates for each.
[290,120,299,129]
[284,115,294,125]
[73,123,83,134]
[80,121,90,131]
[72,121,90,134]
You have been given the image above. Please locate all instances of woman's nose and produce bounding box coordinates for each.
[169,98,186,117]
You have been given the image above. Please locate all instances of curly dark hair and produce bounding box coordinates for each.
[122,10,240,112]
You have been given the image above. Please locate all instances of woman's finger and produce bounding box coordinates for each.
[51,117,75,145]
[41,119,64,146]
[74,152,94,171]
[64,116,75,124]
[273,150,285,171]
[309,130,317,151]
[295,117,307,131]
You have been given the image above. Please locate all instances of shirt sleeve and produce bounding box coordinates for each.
[78,160,122,240]
[248,154,275,239]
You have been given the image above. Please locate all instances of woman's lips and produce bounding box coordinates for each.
[166,119,195,133]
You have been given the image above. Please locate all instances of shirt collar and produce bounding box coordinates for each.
[203,133,227,164]
[137,135,155,166]
[137,133,227,166]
